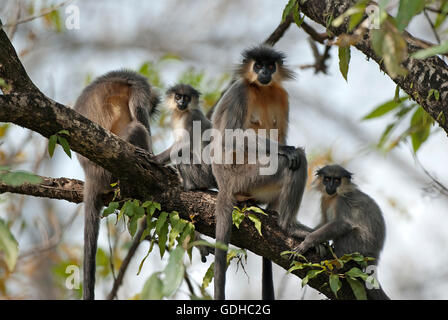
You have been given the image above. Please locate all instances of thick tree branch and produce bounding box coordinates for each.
[0,19,37,93]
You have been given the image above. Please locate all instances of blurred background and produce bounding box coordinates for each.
[0,0,447,299]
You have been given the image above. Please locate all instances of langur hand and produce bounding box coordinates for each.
[279,145,301,170]
[293,238,314,256]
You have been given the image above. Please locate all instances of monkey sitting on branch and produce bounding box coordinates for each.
[211,45,308,300]
[293,164,389,299]
[73,70,160,300]
[153,84,217,191]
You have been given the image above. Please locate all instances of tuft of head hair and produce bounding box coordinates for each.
[236,44,295,81]
[316,164,353,181]
[166,83,201,99]
[242,45,287,64]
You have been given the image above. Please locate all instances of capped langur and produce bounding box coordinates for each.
[74,70,160,300]
[293,164,389,299]
[294,164,385,260]
[154,84,217,262]
[154,84,217,191]
[211,45,308,300]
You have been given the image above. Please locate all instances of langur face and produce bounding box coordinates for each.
[252,59,277,85]
[174,93,191,111]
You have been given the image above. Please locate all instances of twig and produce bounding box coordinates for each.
[423,9,441,44]
[300,39,332,74]
[264,14,294,46]
[425,6,443,14]
[1,0,74,29]
[412,152,448,197]
[301,21,331,44]
[183,271,196,297]
[107,219,147,300]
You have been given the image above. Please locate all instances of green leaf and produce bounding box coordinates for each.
[168,212,187,250]
[156,212,169,258]
[307,269,324,279]
[345,267,369,281]
[347,277,367,300]
[141,272,164,300]
[288,264,306,273]
[394,85,400,102]
[128,216,139,237]
[0,171,43,187]
[232,207,245,228]
[395,0,425,32]
[48,135,57,157]
[362,97,406,120]
[57,136,71,158]
[282,0,297,22]
[293,1,305,28]
[338,46,351,81]
[57,129,70,136]
[281,250,308,262]
[329,274,342,298]
[202,263,214,289]
[178,222,195,247]
[137,240,155,275]
[377,123,396,149]
[371,25,408,78]
[0,219,19,272]
[410,107,431,152]
[247,214,262,236]
[246,206,267,215]
[162,247,186,297]
[412,41,448,59]
[301,274,309,287]
[435,2,448,28]
[102,201,119,217]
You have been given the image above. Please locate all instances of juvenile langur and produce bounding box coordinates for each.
[211,45,308,300]
[154,84,217,191]
[293,164,386,260]
[74,70,159,300]
[154,84,217,263]
[293,164,389,299]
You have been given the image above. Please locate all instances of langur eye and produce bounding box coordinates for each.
[184,96,191,102]
[268,64,274,70]
[324,177,330,182]
[254,63,262,69]
[175,94,181,100]
[334,178,341,183]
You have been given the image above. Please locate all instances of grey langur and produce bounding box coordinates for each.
[294,164,389,300]
[153,83,217,191]
[211,45,308,300]
[74,70,160,300]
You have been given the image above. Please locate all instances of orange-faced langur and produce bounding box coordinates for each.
[211,45,307,300]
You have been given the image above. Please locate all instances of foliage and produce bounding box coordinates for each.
[48,130,72,158]
[232,205,267,236]
[362,92,435,153]
[200,248,247,292]
[282,249,378,300]
[0,219,19,272]
[0,166,43,187]
[281,0,447,154]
